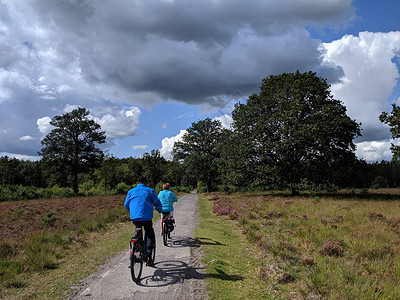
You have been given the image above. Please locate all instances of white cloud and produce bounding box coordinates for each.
[322,31,400,142]
[131,145,148,150]
[36,117,52,134]
[213,114,233,129]
[93,106,141,139]
[355,140,394,162]
[0,152,40,161]
[160,129,187,160]
[19,135,34,141]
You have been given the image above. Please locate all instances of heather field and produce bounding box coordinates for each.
[0,195,130,296]
[199,189,400,299]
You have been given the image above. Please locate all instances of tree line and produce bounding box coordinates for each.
[2,71,400,200]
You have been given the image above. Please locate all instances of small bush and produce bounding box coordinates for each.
[197,182,208,193]
[23,232,58,271]
[113,182,131,195]
[12,206,24,217]
[41,211,56,227]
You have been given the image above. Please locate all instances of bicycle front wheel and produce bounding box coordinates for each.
[130,242,143,282]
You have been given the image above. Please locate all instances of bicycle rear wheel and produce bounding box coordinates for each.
[130,241,143,282]
[162,220,168,246]
[151,240,156,263]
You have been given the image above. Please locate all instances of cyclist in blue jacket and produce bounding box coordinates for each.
[124,176,162,265]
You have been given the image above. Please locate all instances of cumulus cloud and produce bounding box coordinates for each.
[322,31,400,142]
[355,140,394,162]
[36,117,52,134]
[92,106,141,139]
[160,129,187,160]
[213,114,233,129]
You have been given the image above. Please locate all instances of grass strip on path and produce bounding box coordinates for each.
[195,194,277,300]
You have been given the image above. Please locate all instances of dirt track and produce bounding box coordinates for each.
[68,191,208,300]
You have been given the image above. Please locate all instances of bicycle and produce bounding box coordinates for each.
[129,227,156,283]
[161,213,175,246]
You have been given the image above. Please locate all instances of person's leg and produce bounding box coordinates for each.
[143,220,155,254]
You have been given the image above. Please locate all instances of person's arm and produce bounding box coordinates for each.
[124,193,130,210]
[151,190,163,213]
[172,192,178,203]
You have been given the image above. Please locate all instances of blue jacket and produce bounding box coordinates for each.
[158,190,178,212]
[124,184,162,221]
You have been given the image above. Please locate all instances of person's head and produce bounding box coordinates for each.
[137,176,146,184]
[163,183,170,190]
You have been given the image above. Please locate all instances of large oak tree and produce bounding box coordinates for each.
[229,71,361,193]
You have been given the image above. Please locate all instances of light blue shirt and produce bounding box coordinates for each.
[158,190,178,212]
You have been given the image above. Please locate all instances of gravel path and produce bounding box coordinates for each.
[68,191,208,300]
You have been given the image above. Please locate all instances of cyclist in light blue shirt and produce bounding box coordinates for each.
[158,183,178,233]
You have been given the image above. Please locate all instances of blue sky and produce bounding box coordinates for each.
[0,0,399,162]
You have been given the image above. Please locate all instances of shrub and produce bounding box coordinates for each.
[197,182,208,193]
[113,182,131,195]
[79,180,96,196]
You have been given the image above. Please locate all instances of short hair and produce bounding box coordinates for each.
[163,183,170,190]
[137,176,146,183]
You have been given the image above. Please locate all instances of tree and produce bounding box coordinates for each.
[231,71,361,193]
[173,118,223,192]
[380,103,400,161]
[142,150,166,188]
[38,108,106,194]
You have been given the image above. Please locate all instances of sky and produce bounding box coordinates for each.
[0,0,399,162]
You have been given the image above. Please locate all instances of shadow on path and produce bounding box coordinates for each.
[166,236,226,248]
[136,260,243,287]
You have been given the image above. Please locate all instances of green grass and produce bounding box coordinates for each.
[202,191,400,299]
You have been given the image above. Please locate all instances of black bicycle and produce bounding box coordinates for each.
[129,227,156,282]
[161,213,175,246]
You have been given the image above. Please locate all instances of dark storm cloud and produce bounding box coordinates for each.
[0,0,354,157]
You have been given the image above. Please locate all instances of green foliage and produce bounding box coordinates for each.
[370,176,388,189]
[112,182,131,195]
[79,180,96,196]
[380,103,400,161]
[154,181,163,194]
[173,118,224,192]
[142,150,167,188]
[197,182,208,193]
